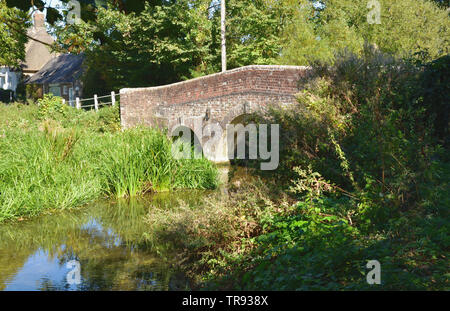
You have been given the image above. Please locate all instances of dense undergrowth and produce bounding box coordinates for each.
[146,50,449,290]
[0,99,218,222]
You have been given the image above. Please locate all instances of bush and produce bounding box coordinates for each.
[261,48,445,217]
[230,51,450,290]
[37,94,70,119]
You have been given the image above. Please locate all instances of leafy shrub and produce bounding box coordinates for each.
[227,50,450,290]
[37,94,70,119]
[260,48,445,218]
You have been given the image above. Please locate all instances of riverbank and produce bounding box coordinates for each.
[0,99,218,222]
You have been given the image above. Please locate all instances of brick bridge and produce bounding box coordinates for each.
[120,65,310,162]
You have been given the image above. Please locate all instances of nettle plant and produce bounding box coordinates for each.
[37,94,70,119]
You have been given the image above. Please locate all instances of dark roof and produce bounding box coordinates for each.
[26,53,85,85]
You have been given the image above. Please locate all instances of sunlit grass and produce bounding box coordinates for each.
[0,103,218,222]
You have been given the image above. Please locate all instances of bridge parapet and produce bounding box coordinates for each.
[120,65,310,130]
[120,65,311,163]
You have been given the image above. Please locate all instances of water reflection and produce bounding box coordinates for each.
[0,191,212,291]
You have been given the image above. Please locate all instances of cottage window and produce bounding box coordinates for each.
[49,84,61,97]
[63,85,68,95]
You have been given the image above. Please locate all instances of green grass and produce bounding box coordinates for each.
[0,102,218,222]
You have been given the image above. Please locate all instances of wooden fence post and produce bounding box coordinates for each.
[76,97,81,109]
[111,91,116,106]
[94,94,98,112]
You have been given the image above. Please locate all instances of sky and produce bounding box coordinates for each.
[44,0,65,11]
[41,0,66,23]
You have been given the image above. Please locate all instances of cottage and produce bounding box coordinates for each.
[26,53,85,106]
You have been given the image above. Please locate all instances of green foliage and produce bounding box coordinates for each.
[236,159,449,290]
[228,51,449,290]
[266,49,446,214]
[211,0,293,70]
[52,0,296,93]
[237,184,449,290]
[54,1,215,95]
[4,0,449,89]
[144,52,449,291]
[0,1,29,67]
[3,0,449,291]
[280,0,450,65]
[33,96,120,132]
[96,127,218,197]
[37,94,71,119]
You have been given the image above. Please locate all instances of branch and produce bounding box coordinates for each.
[0,16,53,48]
[27,6,47,19]
[206,3,222,11]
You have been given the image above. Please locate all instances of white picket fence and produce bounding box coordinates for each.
[62,91,118,112]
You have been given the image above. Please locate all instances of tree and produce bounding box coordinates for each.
[52,0,297,95]
[0,1,29,67]
[53,1,215,96]
[208,0,295,71]
[280,0,450,65]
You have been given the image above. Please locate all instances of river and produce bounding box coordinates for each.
[0,165,254,291]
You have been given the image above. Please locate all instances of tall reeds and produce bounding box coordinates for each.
[0,104,218,222]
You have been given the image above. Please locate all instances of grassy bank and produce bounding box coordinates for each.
[144,51,449,290]
[0,99,218,222]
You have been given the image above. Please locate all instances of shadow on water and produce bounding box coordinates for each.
[0,187,225,291]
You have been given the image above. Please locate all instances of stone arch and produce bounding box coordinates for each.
[205,101,266,164]
[220,101,263,130]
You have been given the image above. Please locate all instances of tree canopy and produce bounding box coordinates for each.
[50,0,294,96]
[0,1,29,67]
[280,0,450,65]
[1,0,449,91]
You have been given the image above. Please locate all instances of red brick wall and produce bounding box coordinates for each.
[120,65,310,129]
